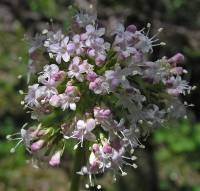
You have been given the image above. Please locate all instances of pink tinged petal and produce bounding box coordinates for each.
[89,81,97,90]
[86,72,97,82]
[49,151,62,167]
[77,120,86,130]
[85,39,91,47]
[67,43,76,52]
[49,95,61,107]
[73,56,81,65]
[95,55,106,66]
[92,144,100,153]
[31,140,44,151]
[52,71,65,81]
[73,34,80,43]
[167,89,180,96]
[62,52,70,62]
[80,33,88,41]
[89,152,97,165]
[86,24,95,33]
[103,144,113,154]
[86,118,96,131]
[88,49,96,57]
[65,85,75,94]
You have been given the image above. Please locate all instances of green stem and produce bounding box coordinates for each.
[70,147,83,191]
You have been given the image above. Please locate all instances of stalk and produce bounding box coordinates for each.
[70,146,83,191]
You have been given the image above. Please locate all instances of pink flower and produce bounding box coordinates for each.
[49,95,61,107]
[31,140,44,151]
[126,25,137,33]
[168,53,185,65]
[49,150,62,166]
[103,143,113,154]
[86,71,97,82]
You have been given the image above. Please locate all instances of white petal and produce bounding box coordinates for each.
[62,52,70,62]
[86,25,95,33]
[56,54,62,64]
[69,103,76,111]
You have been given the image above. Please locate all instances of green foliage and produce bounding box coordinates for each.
[154,120,200,190]
[28,0,58,17]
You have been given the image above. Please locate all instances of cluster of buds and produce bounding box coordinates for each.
[8,10,194,188]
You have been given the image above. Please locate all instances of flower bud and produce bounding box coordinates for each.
[103,144,113,154]
[65,85,76,95]
[49,95,61,107]
[168,53,185,65]
[31,140,45,151]
[95,55,106,66]
[126,25,137,33]
[49,150,62,166]
[86,71,97,82]
[52,71,65,81]
[92,144,100,153]
[88,49,96,57]
[89,81,98,90]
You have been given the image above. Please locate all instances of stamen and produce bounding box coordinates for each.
[146,23,151,36]
[10,139,23,153]
[97,185,102,190]
[85,184,90,189]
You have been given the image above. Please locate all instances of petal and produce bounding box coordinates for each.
[62,52,70,62]
[69,103,76,111]
[96,28,105,37]
[62,36,69,45]
[86,118,96,131]
[56,54,62,64]
[86,24,95,33]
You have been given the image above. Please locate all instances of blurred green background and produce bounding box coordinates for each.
[0,0,200,190]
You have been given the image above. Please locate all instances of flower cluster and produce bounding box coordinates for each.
[9,10,194,188]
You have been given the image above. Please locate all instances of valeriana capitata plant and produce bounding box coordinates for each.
[7,7,195,191]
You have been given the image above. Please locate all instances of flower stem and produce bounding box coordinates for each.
[70,146,83,191]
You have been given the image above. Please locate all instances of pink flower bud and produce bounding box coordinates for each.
[31,140,44,151]
[168,53,185,65]
[49,95,61,107]
[65,85,76,95]
[103,109,111,116]
[89,81,98,90]
[86,72,97,82]
[92,144,100,153]
[126,25,137,33]
[88,49,96,57]
[49,150,62,167]
[95,55,106,66]
[103,144,113,154]
[52,71,65,81]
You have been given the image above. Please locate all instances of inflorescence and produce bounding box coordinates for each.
[8,10,194,188]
